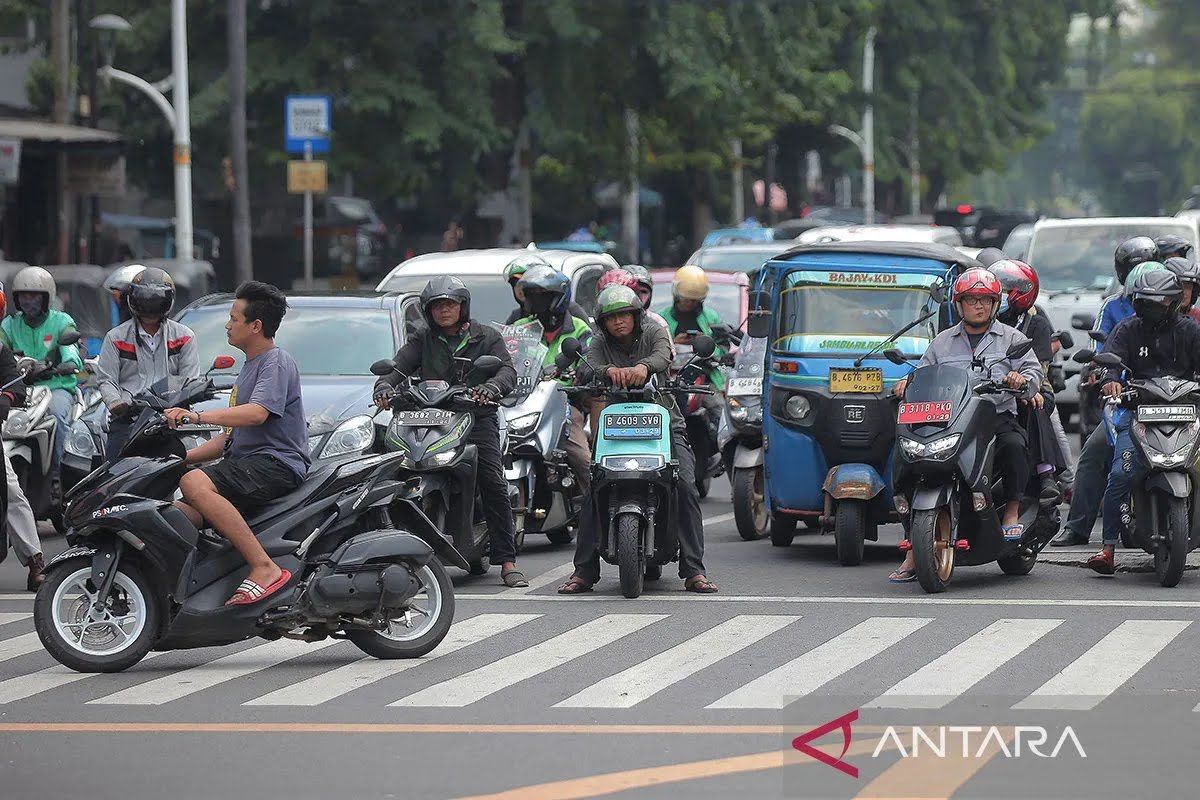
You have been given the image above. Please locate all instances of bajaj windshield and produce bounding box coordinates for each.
[774,269,939,358]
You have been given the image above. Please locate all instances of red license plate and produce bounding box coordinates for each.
[898,401,953,424]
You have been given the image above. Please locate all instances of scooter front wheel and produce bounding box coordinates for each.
[34,558,159,673]
[733,467,768,541]
[615,513,645,599]
[911,507,954,593]
[1156,495,1189,588]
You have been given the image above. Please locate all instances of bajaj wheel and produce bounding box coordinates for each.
[615,513,644,599]
[348,561,455,659]
[834,500,867,567]
[34,558,159,673]
[770,512,796,547]
[1156,495,1189,588]
[911,507,954,593]
[733,467,768,541]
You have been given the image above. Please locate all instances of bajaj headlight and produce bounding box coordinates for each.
[318,415,375,458]
[785,395,811,421]
[4,386,50,438]
[507,412,540,436]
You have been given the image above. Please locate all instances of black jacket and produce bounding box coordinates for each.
[504,301,591,326]
[374,320,517,413]
[1104,314,1200,384]
[0,342,26,418]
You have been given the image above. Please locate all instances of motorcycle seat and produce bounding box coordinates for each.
[244,454,363,528]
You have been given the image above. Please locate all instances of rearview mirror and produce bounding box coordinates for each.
[749,290,770,312]
[1005,339,1034,359]
[554,352,574,371]
[560,337,582,359]
[1072,349,1095,364]
[929,283,948,304]
[370,359,397,377]
[1088,330,1107,344]
[1071,313,1096,331]
[1094,353,1122,369]
[746,309,771,339]
[469,354,504,381]
[211,355,236,371]
[883,348,907,366]
[57,330,81,347]
[692,335,717,359]
[1054,331,1075,350]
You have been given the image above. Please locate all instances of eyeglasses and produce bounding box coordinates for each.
[960,296,995,308]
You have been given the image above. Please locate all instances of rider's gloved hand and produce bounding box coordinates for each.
[1102,381,1123,398]
[372,390,393,410]
[470,382,501,405]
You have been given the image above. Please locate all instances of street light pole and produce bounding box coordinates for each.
[170,0,193,262]
[862,26,876,224]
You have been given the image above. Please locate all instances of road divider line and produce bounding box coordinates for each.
[455,593,1200,608]
[0,651,168,704]
[0,612,31,626]
[0,632,43,663]
[0,721,897,735]
[1014,619,1191,711]
[555,615,799,709]
[390,613,666,708]
[89,639,342,706]
[707,617,932,709]
[866,618,1064,709]
[243,613,541,706]
[854,727,1014,800]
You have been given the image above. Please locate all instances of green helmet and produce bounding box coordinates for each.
[595,285,642,322]
[504,253,550,284]
[1124,261,1166,296]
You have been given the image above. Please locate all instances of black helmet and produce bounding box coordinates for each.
[1164,256,1200,287]
[517,265,571,319]
[1114,236,1159,284]
[1128,268,1182,326]
[419,275,471,328]
[1154,234,1194,260]
[974,248,1008,268]
[127,267,176,320]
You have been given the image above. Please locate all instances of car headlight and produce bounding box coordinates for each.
[65,422,97,458]
[785,395,811,421]
[4,386,50,438]
[424,450,459,468]
[507,412,540,436]
[601,454,665,471]
[318,415,375,458]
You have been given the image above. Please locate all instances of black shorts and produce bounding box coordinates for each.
[200,454,304,514]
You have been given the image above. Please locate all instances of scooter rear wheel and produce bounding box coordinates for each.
[348,561,455,659]
[911,507,954,593]
[616,513,644,599]
[733,467,768,541]
[1156,495,1189,588]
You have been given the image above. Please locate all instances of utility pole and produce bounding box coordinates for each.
[228,0,252,282]
[52,0,71,263]
[908,89,920,216]
[862,26,876,224]
[621,109,640,263]
[170,0,193,261]
[730,138,744,223]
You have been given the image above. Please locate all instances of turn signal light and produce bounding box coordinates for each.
[774,361,799,374]
[955,540,971,551]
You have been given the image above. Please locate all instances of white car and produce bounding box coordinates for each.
[1025,216,1200,429]
[375,247,619,325]
[795,224,964,247]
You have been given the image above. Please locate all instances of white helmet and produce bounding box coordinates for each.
[103,263,147,295]
[12,266,56,298]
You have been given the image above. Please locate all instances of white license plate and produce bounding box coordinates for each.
[1137,405,1197,423]
[727,377,762,396]
[394,409,455,426]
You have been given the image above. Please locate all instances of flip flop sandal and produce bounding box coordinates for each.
[557,576,593,594]
[685,576,718,594]
[1002,524,1025,542]
[501,569,528,588]
[888,568,917,583]
[225,569,292,606]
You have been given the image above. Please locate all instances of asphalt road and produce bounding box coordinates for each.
[2,484,1200,800]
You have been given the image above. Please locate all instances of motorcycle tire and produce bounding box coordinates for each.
[35,557,159,673]
[834,500,867,567]
[348,561,455,659]
[546,528,574,545]
[616,512,644,599]
[770,512,796,547]
[644,562,662,581]
[732,468,768,541]
[1156,495,1189,588]
[911,507,954,594]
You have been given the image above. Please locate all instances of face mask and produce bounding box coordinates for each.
[1135,299,1170,326]
[18,294,45,320]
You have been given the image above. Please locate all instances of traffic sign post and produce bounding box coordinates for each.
[285,95,331,288]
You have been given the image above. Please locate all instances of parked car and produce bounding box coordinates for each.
[796,224,963,247]
[1002,222,1035,260]
[375,248,619,322]
[685,241,800,273]
[700,227,775,247]
[1025,216,1200,429]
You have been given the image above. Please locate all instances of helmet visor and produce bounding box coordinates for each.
[129,284,174,318]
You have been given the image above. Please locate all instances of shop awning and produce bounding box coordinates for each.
[0,118,121,146]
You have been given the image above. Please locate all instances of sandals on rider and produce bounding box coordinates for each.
[685,575,718,593]
[501,568,528,588]
[557,576,593,594]
[888,567,917,583]
[226,569,292,606]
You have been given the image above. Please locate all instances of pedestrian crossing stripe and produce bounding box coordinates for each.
[0,613,1192,711]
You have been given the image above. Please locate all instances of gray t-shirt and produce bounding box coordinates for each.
[225,346,310,479]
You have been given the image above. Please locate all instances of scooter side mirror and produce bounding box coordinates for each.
[1054,330,1075,350]
[1006,339,1034,359]
[1094,352,1123,369]
[370,359,397,377]
[883,348,908,366]
[1072,349,1095,364]
[929,283,948,304]
[1088,329,1107,344]
[554,352,575,371]
[560,337,582,359]
[464,354,504,385]
[1071,312,1096,331]
[692,335,717,359]
[57,330,82,347]
[211,355,236,371]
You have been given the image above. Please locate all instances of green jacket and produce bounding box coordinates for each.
[0,311,83,392]
[659,304,727,390]
[515,313,593,379]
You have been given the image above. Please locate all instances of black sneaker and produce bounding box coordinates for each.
[1049,529,1089,547]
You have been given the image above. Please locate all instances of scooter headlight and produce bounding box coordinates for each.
[423,450,459,468]
[508,412,540,436]
[318,415,375,458]
[4,385,50,439]
[600,454,665,472]
[65,421,97,458]
[729,396,762,427]
[898,434,960,461]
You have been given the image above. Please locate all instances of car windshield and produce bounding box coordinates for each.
[652,280,743,327]
[176,305,397,375]
[1028,223,1196,292]
[693,249,786,272]
[379,273,516,325]
[774,269,938,358]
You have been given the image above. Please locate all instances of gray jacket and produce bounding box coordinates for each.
[97,318,201,409]
[916,320,1043,416]
[582,317,684,430]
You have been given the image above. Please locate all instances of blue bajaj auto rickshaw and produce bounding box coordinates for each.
[763,242,974,564]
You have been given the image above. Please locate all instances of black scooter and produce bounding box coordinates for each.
[888,340,1060,593]
[34,361,464,673]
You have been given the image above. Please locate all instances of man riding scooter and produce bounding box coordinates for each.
[1165,256,1200,323]
[375,276,528,587]
[890,268,1043,583]
[503,254,590,325]
[0,284,39,590]
[1088,269,1200,575]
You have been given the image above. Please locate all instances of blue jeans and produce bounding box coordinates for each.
[1063,424,1112,540]
[48,387,75,477]
[1101,419,1144,547]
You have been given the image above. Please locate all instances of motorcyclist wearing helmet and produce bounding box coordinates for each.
[503,254,589,325]
[1089,268,1200,575]
[1053,258,1169,547]
[513,265,594,489]
[1164,256,1200,323]
[1096,236,1159,336]
[102,263,146,325]
[600,267,675,356]
[96,267,200,460]
[557,285,717,595]
[0,281,39,591]
[890,267,1043,582]
[0,266,84,487]
[1153,233,1193,261]
[374,276,527,587]
[661,266,730,388]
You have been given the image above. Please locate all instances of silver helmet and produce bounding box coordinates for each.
[103,263,147,295]
[12,266,56,298]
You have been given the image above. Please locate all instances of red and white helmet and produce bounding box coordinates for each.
[988,259,1040,315]
[952,267,1002,319]
[598,268,638,292]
